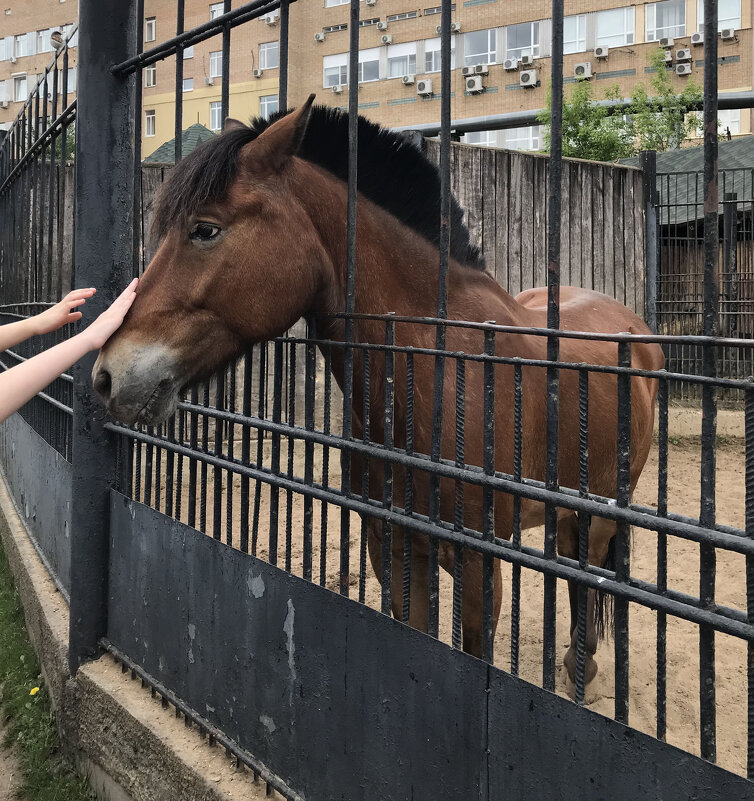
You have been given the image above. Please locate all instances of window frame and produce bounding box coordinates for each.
[595,6,635,48]
[209,3,225,20]
[260,93,279,120]
[144,63,156,88]
[424,35,455,73]
[209,101,222,131]
[209,50,222,78]
[505,22,539,61]
[358,47,380,83]
[387,41,417,78]
[182,77,194,92]
[13,74,27,102]
[323,52,348,87]
[145,16,156,43]
[465,28,497,67]
[645,0,686,42]
[697,0,741,31]
[259,41,279,70]
[144,109,155,137]
[563,15,586,55]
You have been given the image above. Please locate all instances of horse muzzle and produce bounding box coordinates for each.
[92,342,183,426]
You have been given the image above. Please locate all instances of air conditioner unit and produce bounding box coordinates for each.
[9,55,16,64]
[461,66,474,77]
[376,21,388,30]
[380,34,392,44]
[676,62,692,75]
[0,101,8,109]
[417,78,432,96]
[676,48,691,61]
[663,49,673,63]
[331,84,343,94]
[691,31,704,46]
[401,74,415,85]
[366,0,376,5]
[204,77,214,85]
[659,37,674,48]
[720,28,736,40]
[594,45,609,59]
[314,32,325,41]
[520,54,534,67]
[253,68,263,78]
[503,58,519,71]
[519,69,537,87]
[263,12,279,25]
[436,22,460,34]
[465,75,483,94]
[574,62,592,80]
[474,64,489,75]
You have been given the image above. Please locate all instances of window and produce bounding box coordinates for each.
[0,80,6,102]
[37,29,52,54]
[145,64,156,87]
[358,48,380,82]
[698,0,741,31]
[66,67,76,92]
[718,109,740,136]
[183,77,194,92]
[209,101,222,131]
[145,17,156,43]
[646,0,685,42]
[259,41,279,69]
[0,38,6,61]
[563,15,586,55]
[323,24,347,33]
[360,18,379,27]
[15,33,32,59]
[145,109,155,137]
[387,42,416,78]
[323,53,348,87]
[260,94,278,119]
[424,4,455,15]
[505,22,539,60]
[596,7,635,48]
[504,125,541,151]
[209,3,224,20]
[209,51,222,78]
[325,0,349,6]
[463,130,497,147]
[184,45,194,58]
[424,36,455,72]
[14,74,27,102]
[386,11,418,22]
[465,28,497,66]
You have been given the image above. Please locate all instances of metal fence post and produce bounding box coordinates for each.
[722,192,737,338]
[640,150,658,333]
[69,0,137,673]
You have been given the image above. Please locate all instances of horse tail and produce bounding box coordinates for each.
[595,534,617,641]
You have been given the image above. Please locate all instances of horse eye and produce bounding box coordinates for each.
[189,222,222,241]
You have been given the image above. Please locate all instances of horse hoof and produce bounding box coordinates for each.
[563,649,599,686]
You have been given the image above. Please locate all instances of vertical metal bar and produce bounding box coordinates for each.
[269,340,283,566]
[722,192,737,338]
[381,316,395,616]
[252,345,267,556]
[452,356,465,651]
[319,344,332,586]
[188,387,198,528]
[510,363,522,675]
[574,368,589,705]
[614,341,632,724]
[278,0,289,112]
[359,348,371,604]
[174,0,185,163]
[746,389,754,779]
[340,0,360,597]
[641,150,659,333]
[69,0,136,672]
[303,318,315,582]
[401,351,414,622]
[285,343,296,572]
[543,0,564,693]
[226,365,236,546]
[240,352,252,553]
[482,329,496,664]
[221,0,231,123]
[133,0,144,277]
[699,0,718,763]
[657,375,669,740]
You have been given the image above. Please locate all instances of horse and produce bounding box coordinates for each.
[92,95,664,685]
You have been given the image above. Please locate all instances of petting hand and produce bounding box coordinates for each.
[83,278,139,350]
[34,287,97,334]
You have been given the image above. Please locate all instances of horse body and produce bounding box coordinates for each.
[93,97,663,682]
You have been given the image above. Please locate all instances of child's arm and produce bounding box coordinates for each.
[0,287,97,352]
[0,279,138,424]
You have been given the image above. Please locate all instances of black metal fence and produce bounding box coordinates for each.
[1,1,754,798]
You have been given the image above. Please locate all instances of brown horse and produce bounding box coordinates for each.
[93,95,663,684]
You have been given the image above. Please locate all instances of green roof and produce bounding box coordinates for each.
[143,123,217,164]
[620,135,754,225]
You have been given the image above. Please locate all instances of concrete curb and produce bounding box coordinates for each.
[0,473,271,801]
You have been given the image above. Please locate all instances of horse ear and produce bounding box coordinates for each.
[223,117,247,133]
[252,94,316,172]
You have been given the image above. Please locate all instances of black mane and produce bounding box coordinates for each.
[152,104,484,270]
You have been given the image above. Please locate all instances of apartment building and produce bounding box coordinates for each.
[0,0,78,132]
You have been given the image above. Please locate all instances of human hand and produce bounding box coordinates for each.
[34,287,97,334]
[83,278,139,350]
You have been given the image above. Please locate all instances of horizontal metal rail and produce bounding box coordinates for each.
[111,0,297,75]
[106,422,754,640]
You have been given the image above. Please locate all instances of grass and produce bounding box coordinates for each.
[0,530,96,801]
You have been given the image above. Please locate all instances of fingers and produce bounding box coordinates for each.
[67,298,88,309]
[67,311,83,322]
[63,287,96,303]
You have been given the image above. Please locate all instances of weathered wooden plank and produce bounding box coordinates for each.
[508,153,524,296]
[634,171,646,317]
[532,156,547,290]
[613,169,626,307]
[580,166,593,290]
[494,151,511,291]
[481,148,497,273]
[592,166,605,294]
[519,153,535,293]
[559,160,571,287]
[623,170,637,314]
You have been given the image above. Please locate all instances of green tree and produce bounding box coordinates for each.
[539,48,704,161]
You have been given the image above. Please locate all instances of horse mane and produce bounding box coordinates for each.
[151,104,484,270]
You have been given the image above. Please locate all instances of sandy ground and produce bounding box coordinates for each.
[137,421,749,777]
[0,714,20,801]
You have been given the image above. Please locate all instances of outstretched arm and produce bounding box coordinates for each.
[0,279,138,424]
[0,287,97,352]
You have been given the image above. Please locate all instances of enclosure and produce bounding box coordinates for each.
[1,1,754,799]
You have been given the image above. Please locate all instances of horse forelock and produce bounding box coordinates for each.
[150,105,484,270]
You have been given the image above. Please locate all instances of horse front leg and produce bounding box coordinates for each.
[459,549,502,659]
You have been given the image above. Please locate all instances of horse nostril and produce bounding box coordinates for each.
[93,368,112,401]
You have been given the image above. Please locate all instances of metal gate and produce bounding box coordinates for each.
[1,1,754,799]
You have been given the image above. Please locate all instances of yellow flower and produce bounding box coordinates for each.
[29,687,39,696]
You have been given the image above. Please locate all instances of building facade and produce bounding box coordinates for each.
[0,0,78,132]
[1,1,752,153]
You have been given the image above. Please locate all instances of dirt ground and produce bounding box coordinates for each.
[139,413,749,777]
